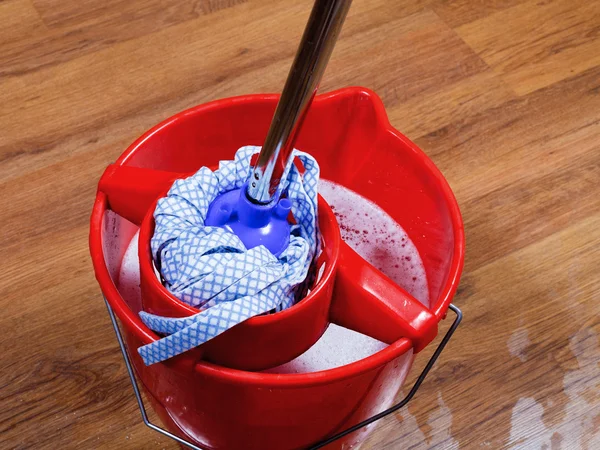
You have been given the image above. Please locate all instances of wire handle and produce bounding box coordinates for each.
[104,298,462,449]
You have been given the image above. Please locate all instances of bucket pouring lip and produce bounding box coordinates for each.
[89,86,465,385]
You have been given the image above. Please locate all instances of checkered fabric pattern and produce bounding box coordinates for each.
[137,146,320,366]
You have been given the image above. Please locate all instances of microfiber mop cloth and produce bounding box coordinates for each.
[138,146,319,365]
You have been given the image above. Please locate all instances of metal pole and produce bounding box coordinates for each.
[247,0,353,204]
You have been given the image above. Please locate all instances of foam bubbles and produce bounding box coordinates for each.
[118,231,143,314]
[319,179,430,306]
[263,324,389,374]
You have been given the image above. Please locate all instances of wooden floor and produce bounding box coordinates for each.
[1,0,599,448]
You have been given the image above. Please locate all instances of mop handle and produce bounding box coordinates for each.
[247,0,353,204]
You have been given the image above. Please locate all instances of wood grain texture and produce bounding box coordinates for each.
[1,0,598,449]
[455,0,600,94]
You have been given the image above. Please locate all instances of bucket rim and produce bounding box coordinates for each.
[89,86,464,386]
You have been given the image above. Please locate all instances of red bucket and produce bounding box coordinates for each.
[90,87,464,449]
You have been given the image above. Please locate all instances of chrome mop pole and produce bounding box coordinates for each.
[246,0,353,204]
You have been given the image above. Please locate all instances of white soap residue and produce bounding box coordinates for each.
[319,179,430,307]
[117,180,429,374]
[118,231,142,315]
[263,324,390,374]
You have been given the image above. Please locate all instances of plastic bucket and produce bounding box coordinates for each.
[90,87,464,449]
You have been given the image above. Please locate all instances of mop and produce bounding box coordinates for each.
[138,147,319,365]
[137,0,352,366]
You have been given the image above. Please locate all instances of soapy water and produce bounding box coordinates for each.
[318,179,429,307]
[117,179,429,374]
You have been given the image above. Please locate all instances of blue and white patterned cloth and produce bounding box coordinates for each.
[137,146,320,366]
